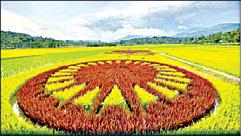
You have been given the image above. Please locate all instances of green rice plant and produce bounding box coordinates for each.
[97,61,105,65]
[47,75,74,83]
[173,77,240,134]
[159,68,177,72]
[158,71,185,77]
[115,60,121,64]
[134,85,158,107]
[125,60,132,64]
[1,45,240,135]
[1,63,72,135]
[74,86,100,111]
[51,72,72,76]
[157,45,240,77]
[68,66,80,69]
[140,62,151,65]
[102,85,126,106]
[134,61,141,64]
[57,69,78,73]
[154,78,188,91]
[151,65,170,69]
[52,83,86,102]
[148,82,179,99]
[45,79,75,92]
[106,60,112,64]
[156,74,191,83]
[1,49,103,79]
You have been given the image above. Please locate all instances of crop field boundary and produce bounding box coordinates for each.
[160,53,240,82]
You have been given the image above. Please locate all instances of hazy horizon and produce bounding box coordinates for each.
[1,1,240,41]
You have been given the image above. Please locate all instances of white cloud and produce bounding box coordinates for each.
[97,24,171,42]
[177,25,188,30]
[1,9,69,40]
[90,1,193,19]
[127,1,193,15]
[1,9,39,34]
[1,1,239,41]
[70,26,98,40]
[65,1,192,41]
[1,9,96,40]
[175,12,197,22]
[71,17,90,26]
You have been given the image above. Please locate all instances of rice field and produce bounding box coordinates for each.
[1,44,240,135]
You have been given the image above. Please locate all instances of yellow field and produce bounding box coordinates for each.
[1,47,106,58]
[1,44,240,135]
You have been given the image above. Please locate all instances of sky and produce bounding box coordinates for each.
[1,1,240,41]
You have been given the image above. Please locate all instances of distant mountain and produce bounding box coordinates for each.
[67,40,98,43]
[118,35,149,41]
[174,23,240,37]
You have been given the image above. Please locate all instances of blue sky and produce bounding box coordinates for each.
[1,1,240,41]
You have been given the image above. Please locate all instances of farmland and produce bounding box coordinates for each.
[1,44,240,135]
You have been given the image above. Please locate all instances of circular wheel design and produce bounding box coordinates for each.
[109,50,155,55]
[17,60,218,134]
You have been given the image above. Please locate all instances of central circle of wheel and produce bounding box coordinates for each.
[74,61,156,91]
[16,60,218,134]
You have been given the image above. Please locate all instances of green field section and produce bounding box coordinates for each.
[1,44,240,135]
[74,87,100,111]
[2,45,239,78]
[134,85,158,107]
[1,49,108,78]
[53,83,86,102]
[151,45,240,77]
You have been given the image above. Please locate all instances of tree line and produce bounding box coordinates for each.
[1,31,117,49]
[115,29,240,45]
[1,29,240,49]
[191,29,240,44]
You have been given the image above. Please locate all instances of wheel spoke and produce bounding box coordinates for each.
[58,81,98,109]
[140,83,171,103]
[90,81,114,113]
[117,78,144,113]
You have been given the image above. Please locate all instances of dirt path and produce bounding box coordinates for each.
[160,53,240,82]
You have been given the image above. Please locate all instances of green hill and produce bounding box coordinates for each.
[1,31,79,49]
[192,29,240,44]
[1,31,117,49]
